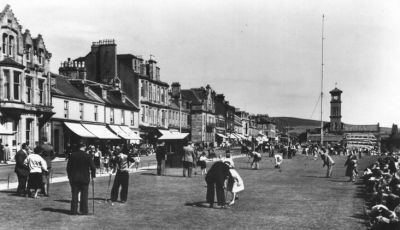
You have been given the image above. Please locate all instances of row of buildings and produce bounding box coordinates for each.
[0,5,276,156]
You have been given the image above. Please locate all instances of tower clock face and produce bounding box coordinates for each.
[333,95,339,100]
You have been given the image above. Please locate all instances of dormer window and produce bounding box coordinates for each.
[8,36,14,57]
[38,49,44,65]
[102,89,107,99]
[25,45,32,61]
[2,34,7,54]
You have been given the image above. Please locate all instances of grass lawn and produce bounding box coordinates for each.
[0,152,374,230]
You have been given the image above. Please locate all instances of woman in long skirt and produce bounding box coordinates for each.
[24,146,48,198]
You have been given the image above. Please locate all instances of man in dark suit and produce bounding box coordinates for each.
[156,141,166,176]
[67,142,96,215]
[14,143,30,196]
[205,161,233,208]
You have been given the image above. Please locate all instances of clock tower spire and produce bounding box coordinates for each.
[330,86,343,133]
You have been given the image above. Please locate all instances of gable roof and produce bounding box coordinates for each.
[51,73,103,103]
[181,90,201,105]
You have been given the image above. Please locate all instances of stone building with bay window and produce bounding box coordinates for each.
[181,85,216,145]
[0,5,53,157]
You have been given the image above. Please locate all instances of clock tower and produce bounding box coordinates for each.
[330,87,343,133]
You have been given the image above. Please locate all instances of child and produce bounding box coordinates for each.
[251,151,261,169]
[133,153,140,171]
[226,164,244,205]
[103,152,110,173]
[198,152,207,175]
[274,154,283,168]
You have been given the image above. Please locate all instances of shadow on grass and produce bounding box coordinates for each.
[41,207,71,215]
[184,201,211,208]
[54,199,70,203]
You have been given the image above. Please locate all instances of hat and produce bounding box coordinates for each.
[34,146,43,154]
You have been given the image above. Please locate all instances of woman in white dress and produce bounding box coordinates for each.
[226,164,244,205]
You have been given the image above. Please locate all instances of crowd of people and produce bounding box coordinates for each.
[363,153,400,229]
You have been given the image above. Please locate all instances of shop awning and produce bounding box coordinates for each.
[216,133,227,138]
[236,133,246,139]
[108,125,132,139]
[82,124,120,139]
[120,126,142,140]
[64,122,97,138]
[158,129,189,140]
[228,133,238,139]
[0,124,16,135]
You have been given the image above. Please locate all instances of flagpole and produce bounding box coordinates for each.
[320,14,325,147]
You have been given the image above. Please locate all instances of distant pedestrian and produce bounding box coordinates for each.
[250,151,261,169]
[24,146,48,199]
[321,149,335,178]
[182,141,196,177]
[156,141,167,176]
[274,153,283,169]
[110,146,134,203]
[67,142,96,215]
[205,161,233,208]
[198,152,207,175]
[344,151,358,182]
[14,143,30,196]
[3,144,10,163]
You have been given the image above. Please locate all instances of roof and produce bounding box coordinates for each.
[329,87,343,94]
[99,91,139,111]
[51,73,103,103]
[343,124,379,133]
[0,57,25,69]
[181,90,201,105]
[308,134,343,142]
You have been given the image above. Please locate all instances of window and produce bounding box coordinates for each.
[25,77,32,103]
[149,84,152,101]
[130,111,134,126]
[110,108,114,124]
[26,119,32,145]
[2,34,7,54]
[8,36,14,57]
[38,79,45,104]
[94,105,98,122]
[3,70,10,100]
[38,49,43,64]
[161,89,165,104]
[64,101,69,119]
[79,103,84,120]
[141,80,145,97]
[141,106,145,122]
[121,110,125,125]
[13,71,20,100]
[26,45,31,61]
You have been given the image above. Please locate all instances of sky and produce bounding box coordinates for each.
[4,0,400,127]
